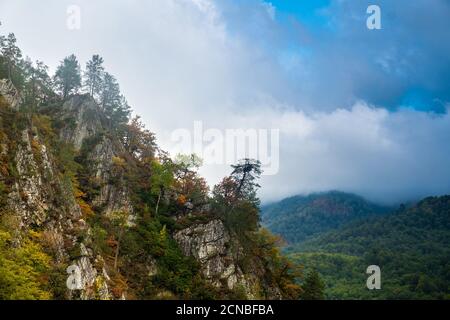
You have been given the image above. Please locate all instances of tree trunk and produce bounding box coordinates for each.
[155,189,162,215]
[114,230,123,271]
[7,61,12,83]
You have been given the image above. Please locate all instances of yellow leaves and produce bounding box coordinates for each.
[30,138,41,154]
[28,230,43,240]
[95,276,110,300]
[112,156,126,168]
[0,230,11,244]
[31,114,54,139]
[110,210,129,226]
[159,225,167,242]
[74,188,86,199]
[77,198,95,218]
[0,229,53,300]
[71,175,95,218]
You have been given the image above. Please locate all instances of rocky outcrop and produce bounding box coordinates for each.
[76,244,111,300]
[174,219,271,299]
[58,95,134,217]
[89,135,134,216]
[0,94,114,299]
[0,79,22,110]
[58,95,104,151]
[7,128,81,229]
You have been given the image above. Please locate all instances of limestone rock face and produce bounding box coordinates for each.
[174,219,279,299]
[58,95,103,151]
[58,95,134,217]
[89,135,134,216]
[0,95,115,299]
[7,128,81,229]
[76,244,111,300]
[0,79,22,110]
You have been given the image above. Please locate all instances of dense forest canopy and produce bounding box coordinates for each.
[272,194,450,299]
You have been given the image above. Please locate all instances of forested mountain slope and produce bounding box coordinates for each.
[287,196,450,299]
[261,191,389,244]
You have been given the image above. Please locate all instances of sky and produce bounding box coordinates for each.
[1,0,449,204]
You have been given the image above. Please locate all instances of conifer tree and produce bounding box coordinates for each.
[302,269,325,300]
[230,158,262,205]
[84,54,104,98]
[0,33,22,84]
[54,54,81,98]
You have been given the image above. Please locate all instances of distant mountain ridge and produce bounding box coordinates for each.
[261,191,390,244]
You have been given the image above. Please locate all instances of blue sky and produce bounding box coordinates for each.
[269,0,331,27]
[1,0,450,204]
[262,0,450,113]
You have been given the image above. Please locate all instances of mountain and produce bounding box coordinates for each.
[261,191,390,244]
[287,196,450,299]
[0,33,301,300]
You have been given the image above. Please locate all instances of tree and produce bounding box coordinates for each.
[54,54,81,98]
[113,95,131,126]
[100,72,130,126]
[253,229,302,299]
[122,116,156,161]
[211,159,262,237]
[174,153,203,176]
[0,33,22,84]
[84,54,104,98]
[22,59,52,106]
[0,230,52,299]
[110,210,130,271]
[150,159,174,215]
[302,269,325,300]
[230,158,262,205]
[212,176,239,207]
[100,72,120,111]
[172,154,208,211]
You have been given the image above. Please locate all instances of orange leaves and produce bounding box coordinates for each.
[177,194,187,205]
[73,180,95,218]
[30,138,41,154]
[77,198,94,218]
[122,116,156,162]
[106,236,118,248]
[0,163,8,176]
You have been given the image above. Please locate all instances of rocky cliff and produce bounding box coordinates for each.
[0,89,300,300]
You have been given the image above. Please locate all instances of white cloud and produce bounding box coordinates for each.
[1,0,449,204]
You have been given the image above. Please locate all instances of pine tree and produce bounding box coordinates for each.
[0,33,22,84]
[22,59,52,106]
[84,54,104,98]
[113,95,131,125]
[100,72,120,111]
[54,54,81,98]
[230,158,262,205]
[302,269,325,300]
[100,72,130,126]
